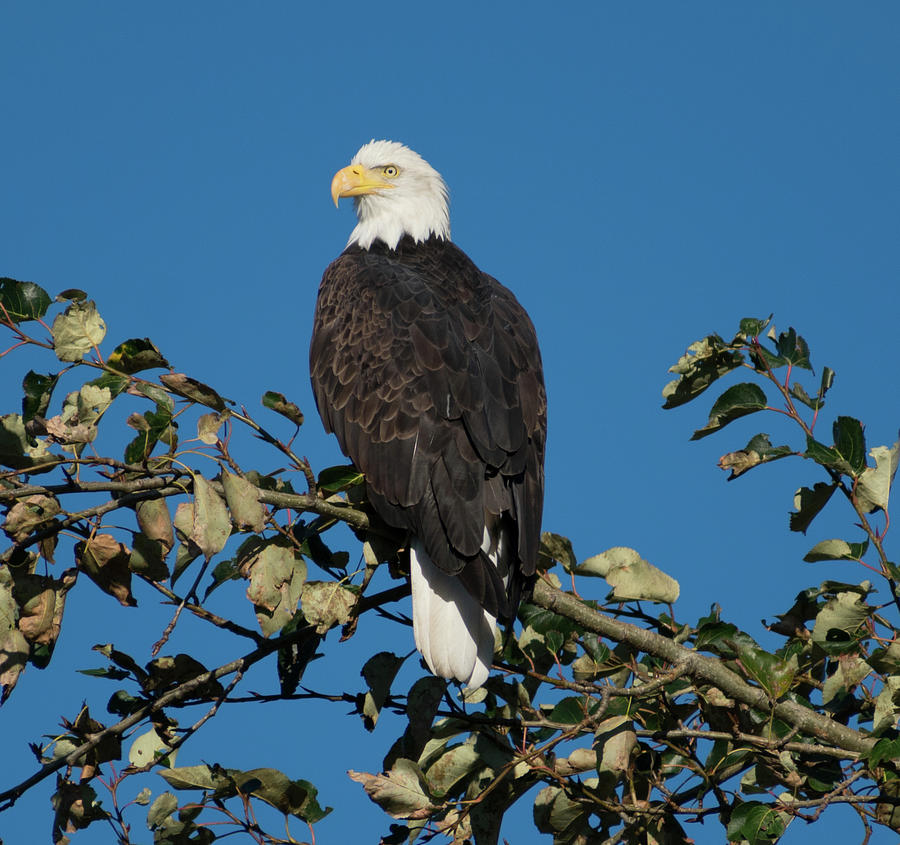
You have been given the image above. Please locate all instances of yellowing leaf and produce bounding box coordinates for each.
[51,300,107,361]
[75,534,135,607]
[301,581,356,634]
[242,541,306,636]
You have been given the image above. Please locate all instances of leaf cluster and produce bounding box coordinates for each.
[1,284,898,845]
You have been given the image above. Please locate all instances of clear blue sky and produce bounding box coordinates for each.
[2,4,898,843]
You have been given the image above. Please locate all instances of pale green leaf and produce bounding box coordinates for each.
[579,546,679,603]
[873,676,900,735]
[222,470,266,533]
[349,759,433,819]
[424,743,481,797]
[128,728,176,768]
[146,791,179,828]
[594,716,637,780]
[803,539,868,563]
[811,591,871,646]
[191,474,231,560]
[857,441,900,514]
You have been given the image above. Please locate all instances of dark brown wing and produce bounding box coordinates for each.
[309,235,546,621]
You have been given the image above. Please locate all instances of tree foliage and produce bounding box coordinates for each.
[1,280,898,844]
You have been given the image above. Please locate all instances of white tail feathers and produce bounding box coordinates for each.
[409,537,497,689]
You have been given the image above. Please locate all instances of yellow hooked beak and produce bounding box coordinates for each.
[331,165,396,207]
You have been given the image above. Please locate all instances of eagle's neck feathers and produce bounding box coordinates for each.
[346,140,451,250]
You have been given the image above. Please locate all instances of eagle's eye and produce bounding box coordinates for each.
[383,165,399,178]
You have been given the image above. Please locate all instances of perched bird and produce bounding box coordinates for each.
[310,140,546,688]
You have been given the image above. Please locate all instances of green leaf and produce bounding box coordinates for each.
[21,371,60,423]
[736,316,773,340]
[124,404,175,464]
[818,366,835,402]
[0,413,51,470]
[539,531,577,572]
[317,464,364,494]
[159,373,227,411]
[735,642,798,699]
[804,538,868,563]
[0,627,29,704]
[804,436,842,468]
[107,689,144,717]
[131,379,174,412]
[867,737,900,769]
[77,666,131,680]
[107,338,169,374]
[549,696,590,725]
[533,784,590,836]
[86,372,130,400]
[691,382,768,440]
[277,612,322,696]
[51,300,107,361]
[788,382,819,410]
[262,391,304,427]
[144,653,222,697]
[92,643,148,683]
[55,288,87,303]
[203,556,242,601]
[518,603,578,639]
[790,482,838,534]
[233,768,331,823]
[129,533,170,581]
[805,419,868,478]
[0,278,51,323]
[361,651,404,731]
[160,764,232,791]
[749,343,788,372]
[833,416,866,476]
[775,327,812,370]
[580,633,610,665]
[146,791,178,828]
[725,801,788,843]
[662,335,744,409]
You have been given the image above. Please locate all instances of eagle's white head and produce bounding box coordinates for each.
[331,140,450,250]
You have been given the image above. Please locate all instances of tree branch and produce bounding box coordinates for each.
[531,579,876,756]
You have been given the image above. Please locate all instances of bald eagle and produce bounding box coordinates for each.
[310,141,546,688]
